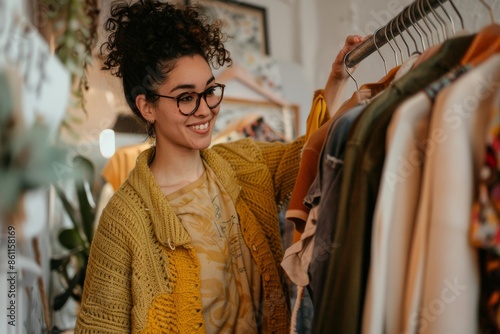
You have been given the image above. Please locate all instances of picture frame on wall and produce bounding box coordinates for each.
[188,0,269,56]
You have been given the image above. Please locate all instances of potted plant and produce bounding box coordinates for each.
[50,155,96,317]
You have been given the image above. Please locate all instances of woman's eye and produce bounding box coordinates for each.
[205,87,216,96]
[179,94,195,103]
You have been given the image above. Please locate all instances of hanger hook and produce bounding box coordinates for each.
[384,24,399,66]
[437,0,456,36]
[410,0,430,49]
[448,0,465,30]
[389,18,404,64]
[402,5,421,55]
[478,0,495,24]
[422,0,445,43]
[343,51,359,92]
[417,0,438,45]
[406,2,427,51]
[396,10,412,58]
[425,0,449,41]
[373,27,388,75]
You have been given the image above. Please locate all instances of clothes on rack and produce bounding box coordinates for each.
[363,63,472,334]
[286,66,402,236]
[281,17,500,333]
[404,53,500,334]
[287,90,330,244]
[283,57,417,331]
[473,106,500,331]
[313,33,475,334]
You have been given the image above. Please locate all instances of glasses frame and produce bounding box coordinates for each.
[152,83,226,116]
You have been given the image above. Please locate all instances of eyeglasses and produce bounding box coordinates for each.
[152,83,225,116]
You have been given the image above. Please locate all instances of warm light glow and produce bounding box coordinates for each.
[99,129,115,158]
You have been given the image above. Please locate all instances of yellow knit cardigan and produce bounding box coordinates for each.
[74,137,305,333]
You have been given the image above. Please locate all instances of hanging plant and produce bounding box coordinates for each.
[39,0,100,137]
[0,73,71,225]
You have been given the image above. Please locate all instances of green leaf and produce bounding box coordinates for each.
[0,73,13,124]
[52,269,83,311]
[58,228,85,251]
[74,156,96,243]
[55,185,81,231]
[77,182,96,244]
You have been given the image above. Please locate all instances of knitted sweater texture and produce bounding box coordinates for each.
[75,137,305,333]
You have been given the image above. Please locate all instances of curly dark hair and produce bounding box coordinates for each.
[100,0,232,135]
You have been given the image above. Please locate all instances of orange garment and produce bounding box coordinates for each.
[102,141,151,191]
[357,65,401,100]
[461,24,500,66]
[286,90,369,233]
[287,67,401,241]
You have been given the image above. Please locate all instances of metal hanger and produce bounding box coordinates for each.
[373,27,388,75]
[389,18,405,64]
[410,0,431,50]
[401,5,421,55]
[384,23,400,66]
[449,0,465,30]
[422,0,446,43]
[425,0,448,41]
[396,10,412,58]
[479,0,495,24]
[417,0,438,45]
[343,51,359,91]
[437,0,456,36]
[405,4,426,52]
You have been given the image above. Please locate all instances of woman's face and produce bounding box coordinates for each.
[151,54,220,153]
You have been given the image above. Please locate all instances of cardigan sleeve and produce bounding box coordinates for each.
[254,90,331,209]
[254,136,306,210]
[74,203,133,333]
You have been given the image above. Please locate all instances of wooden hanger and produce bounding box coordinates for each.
[216,64,290,106]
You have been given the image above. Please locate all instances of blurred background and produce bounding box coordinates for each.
[0,0,497,332]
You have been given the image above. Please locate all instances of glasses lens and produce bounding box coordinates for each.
[177,85,224,115]
[205,85,224,108]
[177,92,198,115]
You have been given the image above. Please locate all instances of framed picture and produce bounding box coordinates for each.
[213,97,299,143]
[188,0,269,56]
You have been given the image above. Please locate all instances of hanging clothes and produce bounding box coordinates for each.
[286,90,367,233]
[282,3,500,334]
[283,64,404,311]
[286,67,401,235]
[403,55,500,334]
[363,63,472,334]
[312,34,476,334]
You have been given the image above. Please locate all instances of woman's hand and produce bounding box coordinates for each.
[330,35,367,80]
[324,34,369,115]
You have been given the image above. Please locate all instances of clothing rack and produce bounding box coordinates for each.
[345,0,450,68]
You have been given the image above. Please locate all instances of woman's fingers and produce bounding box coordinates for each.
[331,34,368,79]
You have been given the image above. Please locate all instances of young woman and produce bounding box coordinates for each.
[74,1,363,333]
